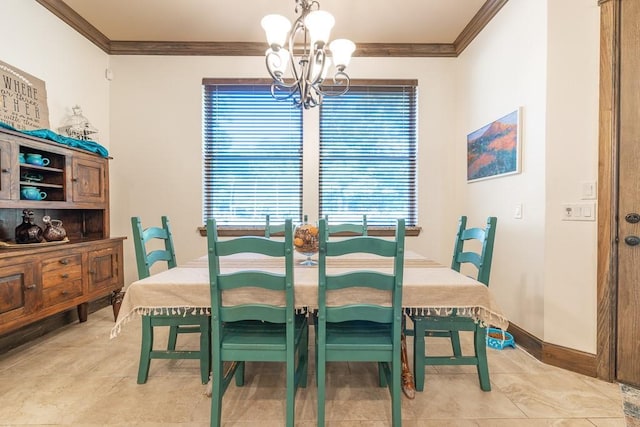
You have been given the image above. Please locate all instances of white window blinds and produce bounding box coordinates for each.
[319,82,418,226]
[202,81,303,225]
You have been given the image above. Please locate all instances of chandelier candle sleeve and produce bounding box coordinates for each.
[262,0,355,109]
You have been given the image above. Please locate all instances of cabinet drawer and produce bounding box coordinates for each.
[41,254,82,288]
[42,279,83,307]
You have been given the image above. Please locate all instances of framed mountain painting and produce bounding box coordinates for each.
[467,108,521,182]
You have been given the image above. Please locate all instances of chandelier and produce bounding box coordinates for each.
[261,0,356,109]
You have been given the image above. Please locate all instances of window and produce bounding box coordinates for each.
[319,82,418,226]
[202,79,418,228]
[202,80,302,225]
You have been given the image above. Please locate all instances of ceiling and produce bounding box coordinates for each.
[36,0,508,57]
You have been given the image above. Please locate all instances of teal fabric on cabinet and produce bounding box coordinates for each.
[0,121,109,157]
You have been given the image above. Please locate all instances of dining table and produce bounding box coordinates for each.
[111,250,509,398]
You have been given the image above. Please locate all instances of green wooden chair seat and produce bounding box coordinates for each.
[220,316,307,353]
[407,215,497,392]
[131,216,210,385]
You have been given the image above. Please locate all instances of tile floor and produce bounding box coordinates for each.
[0,307,626,426]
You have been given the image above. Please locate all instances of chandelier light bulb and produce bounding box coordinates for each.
[261,14,292,48]
[330,39,356,70]
[304,10,335,47]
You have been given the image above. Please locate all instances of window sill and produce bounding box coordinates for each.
[197,226,422,237]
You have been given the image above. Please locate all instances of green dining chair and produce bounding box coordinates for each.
[323,214,368,240]
[407,215,497,392]
[206,218,308,427]
[316,217,405,427]
[131,216,210,385]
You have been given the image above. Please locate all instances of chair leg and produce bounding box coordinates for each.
[167,325,179,350]
[392,360,402,427]
[378,362,387,387]
[235,361,245,386]
[450,331,462,357]
[200,320,211,385]
[210,359,224,427]
[474,325,491,391]
[299,326,309,388]
[137,316,154,384]
[317,348,326,427]
[412,318,426,392]
[286,350,295,427]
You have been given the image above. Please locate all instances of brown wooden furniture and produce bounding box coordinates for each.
[0,128,124,337]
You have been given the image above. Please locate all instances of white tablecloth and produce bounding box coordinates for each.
[111,251,509,338]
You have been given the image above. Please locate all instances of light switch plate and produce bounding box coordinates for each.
[562,202,596,221]
[581,181,597,200]
[514,203,523,219]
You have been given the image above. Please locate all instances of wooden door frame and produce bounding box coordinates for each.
[596,0,619,382]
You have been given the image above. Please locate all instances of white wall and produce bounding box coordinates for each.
[543,0,600,351]
[2,0,602,353]
[456,0,600,352]
[0,1,111,149]
[108,55,459,285]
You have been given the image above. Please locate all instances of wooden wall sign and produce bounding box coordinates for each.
[0,60,50,130]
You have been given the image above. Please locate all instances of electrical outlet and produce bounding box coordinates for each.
[562,202,596,221]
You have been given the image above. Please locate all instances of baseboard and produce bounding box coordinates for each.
[508,322,597,377]
[0,296,113,355]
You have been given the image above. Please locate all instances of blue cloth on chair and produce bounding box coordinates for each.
[0,121,109,157]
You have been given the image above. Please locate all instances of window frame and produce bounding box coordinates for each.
[201,78,421,237]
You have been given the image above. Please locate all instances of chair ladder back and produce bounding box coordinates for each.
[265,214,288,237]
[318,218,405,324]
[450,216,497,286]
[324,214,368,240]
[131,216,177,280]
[207,218,295,325]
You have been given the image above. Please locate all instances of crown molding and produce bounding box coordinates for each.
[455,0,509,54]
[36,0,110,52]
[36,0,507,58]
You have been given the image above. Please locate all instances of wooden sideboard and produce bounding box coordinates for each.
[0,128,124,337]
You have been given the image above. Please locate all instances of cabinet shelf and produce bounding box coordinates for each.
[19,163,64,174]
[19,181,64,189]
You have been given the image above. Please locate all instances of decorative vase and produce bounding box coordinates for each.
[293,220,319,266]
[42,215,67,242]
[15,209,43,244]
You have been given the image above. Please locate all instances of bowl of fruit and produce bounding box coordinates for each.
[293,222,319,266]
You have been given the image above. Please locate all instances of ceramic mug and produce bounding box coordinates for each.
[25,153,50,167]
[18,153,25,164]
[20,186,47,200]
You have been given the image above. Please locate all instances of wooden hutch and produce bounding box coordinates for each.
[0,127,124,338]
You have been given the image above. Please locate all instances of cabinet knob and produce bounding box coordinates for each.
[25,284,36,290]
[89,270,96,275]
[72,178,78,182]
[1,168,9,173]
[61,273,69,279]
[59,259,69,265]
[61,290,68,295]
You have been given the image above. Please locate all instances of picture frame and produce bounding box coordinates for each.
[467,108,521,182]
